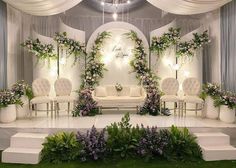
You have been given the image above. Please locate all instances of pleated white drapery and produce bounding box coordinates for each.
[146,0,231,15]
[3,0,232,16]
[3,0,83,16]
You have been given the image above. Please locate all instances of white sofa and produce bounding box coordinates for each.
[92,85,146,110]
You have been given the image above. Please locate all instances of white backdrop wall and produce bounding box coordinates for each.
[178,28,203,96]
[32,31,57,97]
[150,20,177,81]
[6,1,219,88]
[59,19,85,95]
[87,22,149,86]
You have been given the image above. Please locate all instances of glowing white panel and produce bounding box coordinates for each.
[32,31,57,97]
[59,19,86,96]
[150,20,177,82]
[178,27,203,97]
[87,22,149,86]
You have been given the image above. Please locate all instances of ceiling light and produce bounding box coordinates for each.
[127,0,130,4]
[113,12,118,21]
[101,1,105,6]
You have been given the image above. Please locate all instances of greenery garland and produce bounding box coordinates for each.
[21,38,57,61]
[177,30,210,58]
[54,32,86,65]
[150,27,181,55]
[81,31,111,90]
[125,31,162,116]
[73,31,111,117]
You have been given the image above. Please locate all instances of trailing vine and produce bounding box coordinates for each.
[81,31,111,90]
[150,27,181,55]
[21,38,57,62]
[73,31,111,117]
[54,32,86,65]
[125,31,162,116]
[176,30,210,58]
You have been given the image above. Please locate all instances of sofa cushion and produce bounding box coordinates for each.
[130,86,141,97]
[105,86,116,96]
[94,96,144,105]
[95,87,107,97]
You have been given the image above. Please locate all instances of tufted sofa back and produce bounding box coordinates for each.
[54,78,72,96]
[32,78,51,96]
[182,77,200,96]
[161,78,179,95]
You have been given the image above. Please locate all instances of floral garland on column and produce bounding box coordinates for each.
[176,30,210,58]
[21,38,57,63]
[54,32,86,65]
[72,31,111,117]
[150,27,181,55]
[125,31,162,116]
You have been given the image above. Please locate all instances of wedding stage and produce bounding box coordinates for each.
[1,112,236,150]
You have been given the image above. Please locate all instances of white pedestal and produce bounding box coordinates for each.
[16,96,30,119]
[219,105,235,123]
[205,96,219,119]
[0,105,16,123]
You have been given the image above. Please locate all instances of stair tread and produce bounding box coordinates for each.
[12,133,48,139]
[194,132,229,137]
[3,147,42,154]
[201,145,236,151]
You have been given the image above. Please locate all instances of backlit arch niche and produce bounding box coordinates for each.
[86,22,149,85]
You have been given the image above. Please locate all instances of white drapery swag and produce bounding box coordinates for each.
[3,0,232,16]
[147,0,231,15]
[3,0,83,16]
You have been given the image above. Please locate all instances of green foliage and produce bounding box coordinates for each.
[125,31,162,116]
[41,132,81,163]
[150,27,181,55]
[21,38,57,62]
[81,31,111,90]
[163,126,202,161]
[177,30,210,59]
[106,113,143,158]
[54,32,86,65]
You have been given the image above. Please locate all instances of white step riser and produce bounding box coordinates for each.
[11,137,45,149]
[202,149,236,161]
[2,150,41,164]
[197,136,230,146]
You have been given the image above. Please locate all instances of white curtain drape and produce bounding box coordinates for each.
[3,0,83,16]
[147,0,231,15]
[4,0,231,16]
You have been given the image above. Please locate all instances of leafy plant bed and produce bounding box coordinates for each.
[41,113,202,164]
[1,159,236,168]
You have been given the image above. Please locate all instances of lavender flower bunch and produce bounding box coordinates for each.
[77,127,106,161]
[72,89,99,117]
[136,126,169,160]
[140,88,161,116]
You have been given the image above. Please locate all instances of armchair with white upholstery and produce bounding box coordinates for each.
[54,78,76,116]
[160,78,180,115]
[30,78,53,118]
[182,77,204,116]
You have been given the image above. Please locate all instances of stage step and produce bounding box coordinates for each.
[2,133,48,164]
[2,148,42,164]
[194,132,236,161]
[10,133,48,148]
[194,133,230,146]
